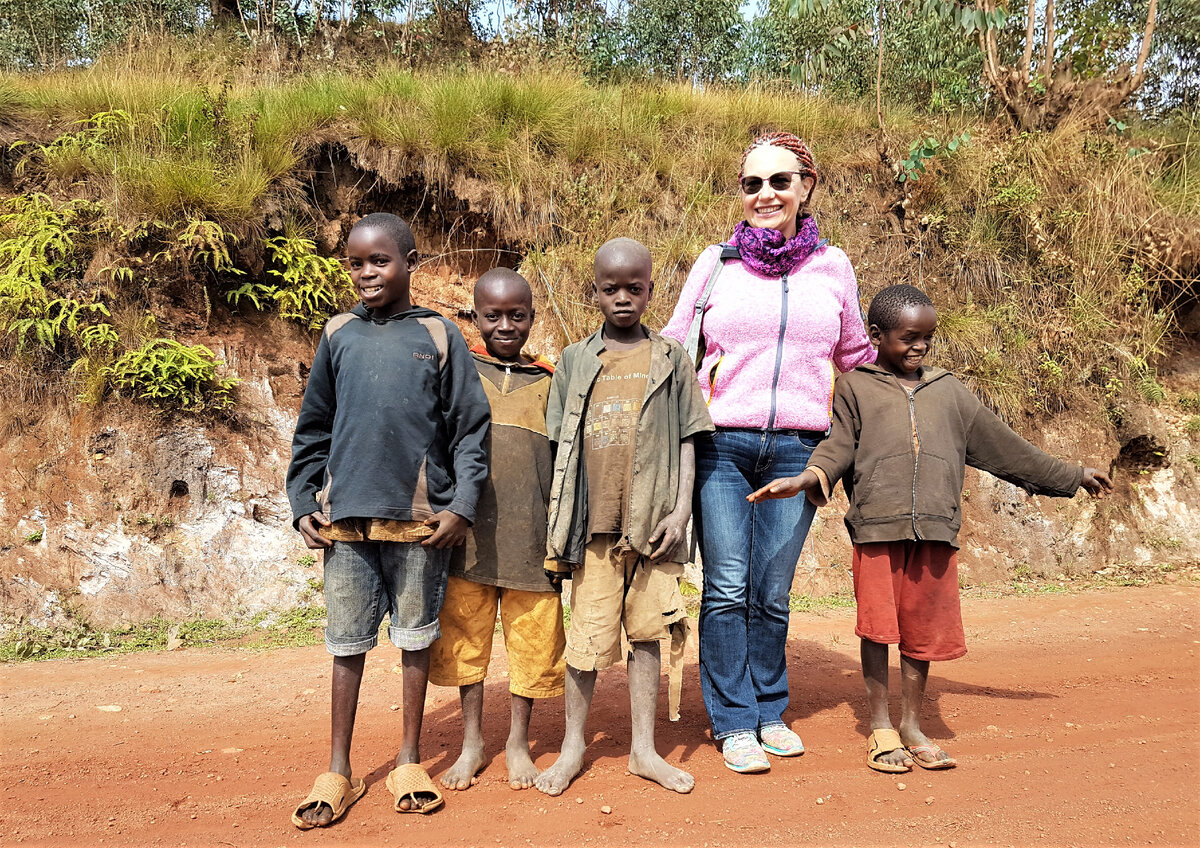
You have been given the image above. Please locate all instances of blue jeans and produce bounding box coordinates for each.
[695,428,821,740]
[323,540,451,655]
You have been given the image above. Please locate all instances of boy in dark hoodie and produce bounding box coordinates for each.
[287,213,490,828]
[749,284,1111,775]
[429,268,566,793]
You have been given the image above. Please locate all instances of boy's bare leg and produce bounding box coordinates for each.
[301,653,365,826]
[627,641,694,793]
[861,639,910,768]
[898,654,953,765]
[534,666,595,796]
[394,646,435,810]
[441,681,486,790]
[506,694,539,789]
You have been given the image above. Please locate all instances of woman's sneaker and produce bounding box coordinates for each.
[722,732,770,773]
[760,724,805,757]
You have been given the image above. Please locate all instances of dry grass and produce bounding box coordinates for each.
[1,44,1196,424]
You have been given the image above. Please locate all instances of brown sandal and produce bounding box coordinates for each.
[386,763,445,814]
[906,742,958,770]
[291,772,366,829]
[867,729,913,774]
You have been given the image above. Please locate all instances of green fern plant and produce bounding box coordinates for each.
[154,218,245,277]
[7,297,110,351]
[104,338,239,412]
[266,233,353,328]
[227,233,353,329]
[0,193,85,288]
[0,194,111,353]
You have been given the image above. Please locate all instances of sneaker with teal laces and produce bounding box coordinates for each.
[760,724,805,757]
[721,732,770,773]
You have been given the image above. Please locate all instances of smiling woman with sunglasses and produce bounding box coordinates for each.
[663,131,875,774]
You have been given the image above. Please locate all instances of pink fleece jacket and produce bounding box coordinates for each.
[662,243,876,431]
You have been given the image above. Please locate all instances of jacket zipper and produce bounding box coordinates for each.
[766,273,789,430]
[503,364,511,393]
[907,382,928,538]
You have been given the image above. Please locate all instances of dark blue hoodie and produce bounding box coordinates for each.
[287,303,490,528]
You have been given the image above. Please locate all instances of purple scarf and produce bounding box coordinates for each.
[730,215,821,278]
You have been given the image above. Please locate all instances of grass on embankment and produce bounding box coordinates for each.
[3,41,1194,428]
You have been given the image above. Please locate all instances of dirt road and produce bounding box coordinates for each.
[3,585,1198,847]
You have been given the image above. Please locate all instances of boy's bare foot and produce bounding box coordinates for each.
[628,750,694,794]
[505,739,540,790]
[534,742,584,796]
[299,765,352,826]
[300,802,335,826]
[441,741,486,790]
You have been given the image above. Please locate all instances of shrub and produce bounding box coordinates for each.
[0,193,111,356]
[104,338,239,411]
[226,231,354,328]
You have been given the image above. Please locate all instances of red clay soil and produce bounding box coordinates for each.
[3,585,1198,848]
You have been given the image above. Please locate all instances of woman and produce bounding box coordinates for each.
[663,132,875,773]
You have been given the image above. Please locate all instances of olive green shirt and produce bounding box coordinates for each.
[546,327,714,566]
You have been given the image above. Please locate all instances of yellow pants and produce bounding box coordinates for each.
[430,576,566,698]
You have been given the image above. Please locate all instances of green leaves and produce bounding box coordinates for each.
[899,129,972,183]
[104,339,239,412]
[919,0,1007,35]
[224,233,353,329]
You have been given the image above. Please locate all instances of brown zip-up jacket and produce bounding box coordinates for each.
[546,327,714,566]
[807,363,1084,549]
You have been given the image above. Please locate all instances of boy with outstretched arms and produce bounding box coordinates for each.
[429,268,567,792]
[287,213,490,828]
[535,237,715,797]
[750,284,1112,773]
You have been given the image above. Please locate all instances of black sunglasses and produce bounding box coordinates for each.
[739,171,802,195]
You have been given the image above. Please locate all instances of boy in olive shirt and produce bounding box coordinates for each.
[536,238,714,797]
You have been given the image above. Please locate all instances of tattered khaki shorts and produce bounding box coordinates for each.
[565,534,687,672]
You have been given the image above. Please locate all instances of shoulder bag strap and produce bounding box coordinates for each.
[683,243,739,370]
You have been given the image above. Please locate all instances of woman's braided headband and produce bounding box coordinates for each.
[739,132,818,186]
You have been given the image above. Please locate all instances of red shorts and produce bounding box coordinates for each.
[852,540,966,662]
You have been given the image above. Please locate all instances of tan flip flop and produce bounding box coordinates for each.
[386,763,445,814]
[906,742,958,770]
[866,728,913,774]
[291,771,366,829]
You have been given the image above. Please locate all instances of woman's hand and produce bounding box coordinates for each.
[1080,467,1113,497]
[422,510,470,548]
[747,470,820,502]
[298,511,333,549]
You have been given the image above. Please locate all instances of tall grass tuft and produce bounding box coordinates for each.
[1,50,1195,425]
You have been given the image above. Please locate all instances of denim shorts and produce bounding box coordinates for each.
[322,540,451,655]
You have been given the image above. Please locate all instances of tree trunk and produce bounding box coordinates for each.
[979,0,1157,132]
[210,0,242,22]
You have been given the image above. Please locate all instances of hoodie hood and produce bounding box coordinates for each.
[857,362,953,385]
[470,344,554,374]
[351,302,444,324]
